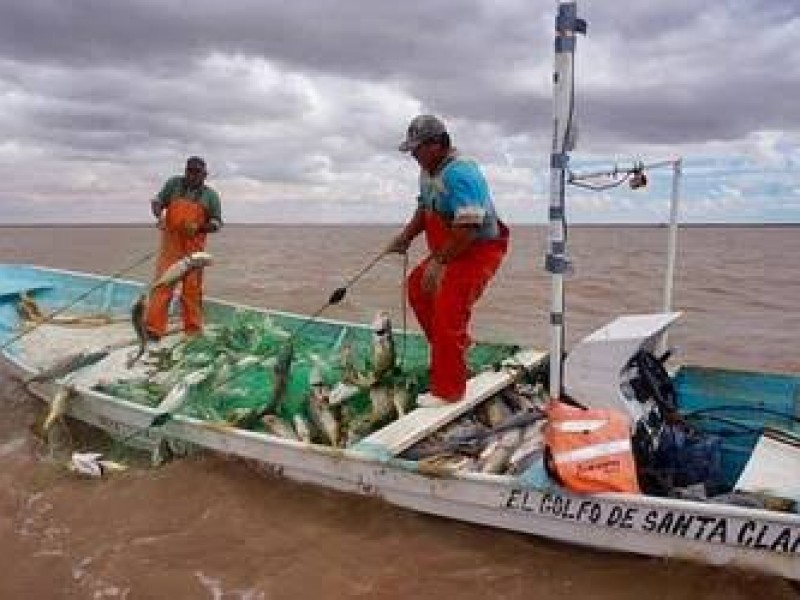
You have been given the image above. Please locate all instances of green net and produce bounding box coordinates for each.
[94,308,519,447]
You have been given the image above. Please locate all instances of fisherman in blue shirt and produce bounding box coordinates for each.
[386,115,510,406]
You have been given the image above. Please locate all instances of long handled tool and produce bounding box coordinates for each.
[289,250,389,341]
[114,250,394,446]
[225,250,394,430]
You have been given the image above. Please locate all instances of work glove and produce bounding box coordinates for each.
[182,221,200,237]
[385,235,410,255]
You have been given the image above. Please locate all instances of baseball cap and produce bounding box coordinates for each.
[186,156,206,168]
[398,115,448,152]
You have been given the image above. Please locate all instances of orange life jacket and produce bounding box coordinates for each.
[544,400,641,494]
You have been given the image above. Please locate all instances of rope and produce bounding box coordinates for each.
[568,171,632,191]
[399,251,409,369]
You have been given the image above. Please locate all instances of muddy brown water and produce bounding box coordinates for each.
[0,225,797,599]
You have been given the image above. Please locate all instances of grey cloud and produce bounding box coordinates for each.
[2,1,798,144]
[0,0,799,223]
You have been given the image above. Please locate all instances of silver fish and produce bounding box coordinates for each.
[371,311,395,382]
[234,355,261,370]
[308,363,325,387]
[126,293,149,368]
[500,387,543,413]
[507,422,546,475]
[308,389,340,447]
[225,407,257,426]
[151,251,213,290]
[438,416,490,445]
[28,348,109,383]
[418,453,476,475]
[391,383,413,418]
[483,397,514,428]
[293,414,313,443]
[480,428,523,475]
[328,381,361,406]
[262,415,300,440]
[155,367,211,416]
[270,344,294,412]
[42,385,74,433]
[156,380,191,415]
[338,343,360,385]
[368,386,396,425]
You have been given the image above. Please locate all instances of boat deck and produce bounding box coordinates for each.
[356,349,546,455]
[12,321,178,386]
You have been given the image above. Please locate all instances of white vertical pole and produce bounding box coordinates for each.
[659,158,682,353]
[547,2,584,402]
[662,158,682,314]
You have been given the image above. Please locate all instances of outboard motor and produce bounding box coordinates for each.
[562,312,681,422]
[561,313,722,494]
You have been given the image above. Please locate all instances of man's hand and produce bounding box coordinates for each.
[421,256,445,294]
[182,221,200,237]
[385,235,410,255]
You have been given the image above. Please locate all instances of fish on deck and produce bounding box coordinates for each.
[26,349,110,384]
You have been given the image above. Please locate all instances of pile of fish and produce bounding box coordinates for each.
[96,309,428,447]
[403,383,549,476]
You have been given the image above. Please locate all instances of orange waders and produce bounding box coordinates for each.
[407,211,509,400]
[145,197,208,337]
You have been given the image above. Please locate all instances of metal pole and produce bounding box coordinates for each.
[546,2,585,402]
[568,156,684,321]
[659,158,682,354]
[568,159,677,182]
[663,158,682,314]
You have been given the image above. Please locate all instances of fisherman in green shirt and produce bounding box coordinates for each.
[145,156,222,338]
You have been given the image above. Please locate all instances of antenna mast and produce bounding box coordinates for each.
[546,2,586,402]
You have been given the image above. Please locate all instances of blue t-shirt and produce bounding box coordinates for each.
[417,155,500,240]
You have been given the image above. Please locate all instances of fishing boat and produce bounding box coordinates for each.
[1,1,798,584]
[1,260,798,581]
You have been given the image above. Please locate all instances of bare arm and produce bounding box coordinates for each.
[387,206,425,253]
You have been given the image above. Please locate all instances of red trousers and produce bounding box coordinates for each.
[408,215,508,400]
[145,197,208,337]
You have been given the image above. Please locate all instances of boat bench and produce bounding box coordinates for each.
[355,349,547,456]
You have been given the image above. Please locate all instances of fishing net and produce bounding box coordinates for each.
[94,307,520,446]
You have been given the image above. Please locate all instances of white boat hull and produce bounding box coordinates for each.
[14,364,798,581]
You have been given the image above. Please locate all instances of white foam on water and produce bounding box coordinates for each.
[195,571,266,600]
[0,436,26,456]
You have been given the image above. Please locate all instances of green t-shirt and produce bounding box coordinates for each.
[157,176,222,226]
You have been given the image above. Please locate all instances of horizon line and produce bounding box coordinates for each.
[1,222,799,228]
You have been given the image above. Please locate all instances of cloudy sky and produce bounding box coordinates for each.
[1,1,798,224]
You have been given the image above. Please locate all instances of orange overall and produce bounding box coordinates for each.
[408,212,509,400]
[145,197,208,337]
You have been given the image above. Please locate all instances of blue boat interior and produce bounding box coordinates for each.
[675,366,800,488]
